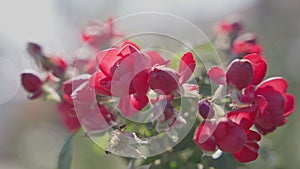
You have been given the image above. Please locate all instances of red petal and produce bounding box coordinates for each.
[118,94,149,117]
[178,52,196,84]
[131,70,150,95]
[149,67,179,95]
[226,59,253,90]
[243,53,267,85]
[96,48,120,76]
[193,121,217,152]
[214,118,247,153]
[257,77,288,94]
[207,66,226,85]
[284,94,295,117]
[246,130,261,142]
[117,44,140,58]
[233,142,259,163]
[89,72,111,95]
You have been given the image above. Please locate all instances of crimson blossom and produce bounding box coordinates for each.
[194,53,295,162]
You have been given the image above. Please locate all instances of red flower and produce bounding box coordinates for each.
[82,17,122,50]
[149,52,195,95]
[21,72,43,99]
[232,33,263,57]
[208,54,267,90]
[208,60,253,90]
[193,118,247,153]
[214,16,243,35]
[233,130,261,162]
[254,77,295,135]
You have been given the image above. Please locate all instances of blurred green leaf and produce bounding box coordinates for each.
[57,134,74,169]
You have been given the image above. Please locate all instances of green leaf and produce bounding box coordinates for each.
[57,134,74,169]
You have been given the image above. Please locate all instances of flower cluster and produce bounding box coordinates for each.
[20,16,295,167]
[193,18,295,162]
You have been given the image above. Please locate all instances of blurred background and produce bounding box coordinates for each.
[0,0,300,168]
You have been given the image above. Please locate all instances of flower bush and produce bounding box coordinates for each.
[20,16,295,169]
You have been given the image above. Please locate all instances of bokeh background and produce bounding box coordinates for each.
[0,0,299,168]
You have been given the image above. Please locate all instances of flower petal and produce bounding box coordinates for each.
[257,77,288,94]
[178,52,196,84]
[207,66,226,85]
[284,94,295,117]
[226,59,253,90]
[243,53,267,85]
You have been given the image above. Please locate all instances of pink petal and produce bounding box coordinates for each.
[146,51,170,66]
[178,52,196,84]
[207,66,226,85]
[243,53,267,85]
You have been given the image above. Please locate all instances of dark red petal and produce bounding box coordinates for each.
[214,118,247,153]
[193,121,217,152]
[131,70,150,95]
[233,142,259,163]
[146,51,170,66]
[21,73,42,93]
[96,48,120,76]
[246,130,261,142]
[284,94,295,116]
[226,59,253,90]
[243,53,267,85]
[257,77,288,94]
[178,52,196,84]
[149,67,179,95]
[207,66,226,85]
[198,99,214,119]
[255,123,276,135]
